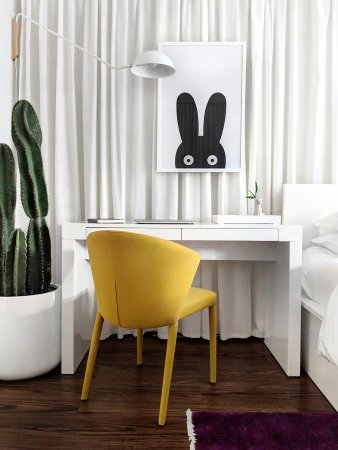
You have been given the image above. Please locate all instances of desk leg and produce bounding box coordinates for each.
[264,241,302,376]
[62,239,94,374]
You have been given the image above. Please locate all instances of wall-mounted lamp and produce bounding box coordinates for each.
[11,13,175,79]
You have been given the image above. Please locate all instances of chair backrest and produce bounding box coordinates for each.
[87,231,200,328]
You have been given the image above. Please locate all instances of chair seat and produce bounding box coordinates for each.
[179,287,216,320]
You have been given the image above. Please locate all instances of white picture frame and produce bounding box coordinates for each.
[157,42,246,172]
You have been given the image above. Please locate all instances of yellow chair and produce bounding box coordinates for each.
[81,230,217,425]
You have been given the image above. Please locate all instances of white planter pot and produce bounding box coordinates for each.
[0,285,61,380]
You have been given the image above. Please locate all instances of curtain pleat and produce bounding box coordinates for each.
[332,0,338,182]
[82,0,98,219]
[18,0,338,341]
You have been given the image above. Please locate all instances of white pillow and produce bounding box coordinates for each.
[317,227,337,236]
[313,212,338,231]
[311,233,338,254]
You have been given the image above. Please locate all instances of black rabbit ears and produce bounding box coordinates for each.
[176,92,226,143]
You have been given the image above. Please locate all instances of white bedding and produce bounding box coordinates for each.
[302,246,338,308]
[302,246,338,366]
[318,284,338,367]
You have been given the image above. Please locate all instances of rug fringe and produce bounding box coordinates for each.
[186,409,196,450]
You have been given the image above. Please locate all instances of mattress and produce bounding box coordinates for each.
[302,246,338,309]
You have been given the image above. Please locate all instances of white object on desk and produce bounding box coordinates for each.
[88,219,125,224]
[212,215,281,225]
[62,222,302,377]
[135,219,195,224]
[256,198,263,216]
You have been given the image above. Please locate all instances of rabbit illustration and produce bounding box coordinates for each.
[175,92,226,169]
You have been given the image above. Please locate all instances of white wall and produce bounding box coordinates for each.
[0,1,18,144]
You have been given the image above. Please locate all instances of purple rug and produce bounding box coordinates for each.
[186,410,338,450]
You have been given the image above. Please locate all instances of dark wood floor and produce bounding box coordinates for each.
[0,335,334,449]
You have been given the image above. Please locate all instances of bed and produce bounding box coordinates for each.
[283,184,338,410]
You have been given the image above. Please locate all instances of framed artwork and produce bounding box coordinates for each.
[157,42,246,172]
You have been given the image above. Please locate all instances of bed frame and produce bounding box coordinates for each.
[283,184,338,410]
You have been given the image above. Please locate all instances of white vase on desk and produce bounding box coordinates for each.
[255,198,263,216]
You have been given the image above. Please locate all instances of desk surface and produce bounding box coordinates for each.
[62,222,302,243]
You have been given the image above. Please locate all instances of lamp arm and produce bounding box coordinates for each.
[12,12,132,71]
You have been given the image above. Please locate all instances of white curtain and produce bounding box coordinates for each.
[17,0,338,340]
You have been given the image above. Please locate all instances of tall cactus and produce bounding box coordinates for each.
[11,100,51,295]
[0,144,16,295]
[0,100,51,297]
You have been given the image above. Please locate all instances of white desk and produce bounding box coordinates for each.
[62,222,302,376]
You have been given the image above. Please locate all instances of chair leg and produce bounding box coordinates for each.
[137,329,143,366]
[81,312,104,400]
[158,322,178,426]
[209,303,217,384]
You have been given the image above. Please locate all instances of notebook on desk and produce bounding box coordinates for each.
[135,219,195,224]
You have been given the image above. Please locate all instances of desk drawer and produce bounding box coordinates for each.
[86,227,181,240]
[181,228,279,241]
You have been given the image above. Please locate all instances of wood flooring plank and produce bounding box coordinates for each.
[0,336,334,449]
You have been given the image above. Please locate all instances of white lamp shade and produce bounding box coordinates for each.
[131,50,176,78]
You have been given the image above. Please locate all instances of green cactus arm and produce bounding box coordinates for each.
[5,228,26,296]
[0,211,5,296]
[26,218,51,294]
[0,211,15,296]
[0,144,16,219]
[11,100,48,219]
[0,144,16,296]
[23,101,42,147]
